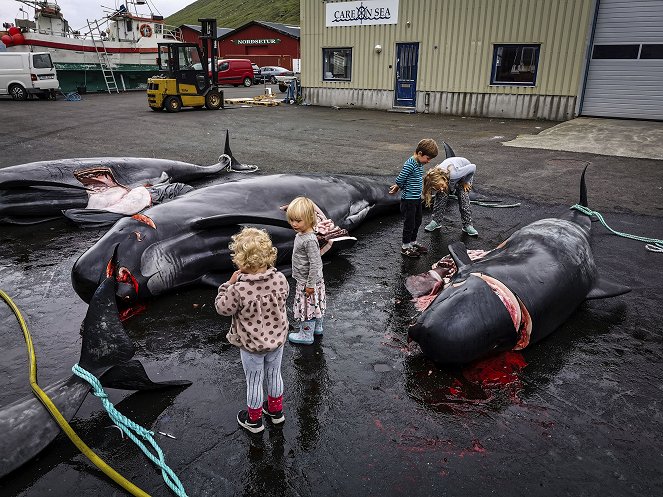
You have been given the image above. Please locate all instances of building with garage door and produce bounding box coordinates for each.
[580,0,663,120]
[217,21,300,71]
[301,0,662,121]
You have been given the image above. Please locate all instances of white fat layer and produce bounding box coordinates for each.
[474,273,521,331]
[87,186,151,214]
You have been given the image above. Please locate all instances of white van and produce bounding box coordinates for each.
[0,52,59,100]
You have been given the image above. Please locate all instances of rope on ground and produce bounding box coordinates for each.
[448,194,520,208]
[471,200,521,208]
[57,90,82,101]
[571,204,663,253]
[72,364,188,497]
[0,290,151,497]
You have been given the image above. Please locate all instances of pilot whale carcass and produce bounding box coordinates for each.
[0,130,255,224]
[408,168,631,365]
[71,174,399,304]
[0,249,190,477]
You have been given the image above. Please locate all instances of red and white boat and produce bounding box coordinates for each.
[1,0,182,93]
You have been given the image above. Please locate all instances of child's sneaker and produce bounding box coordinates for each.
[262,401,285,425]
[412,242,428,254]
[314,318,324,336]
[237,410,264,433]
[462,225,479,236]
[401,247,420,258]
[424,220,441,232]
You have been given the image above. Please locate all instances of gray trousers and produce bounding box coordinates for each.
[431,186,473,227]
[240,346,284,409]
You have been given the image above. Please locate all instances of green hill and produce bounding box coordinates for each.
[166,0,300,29]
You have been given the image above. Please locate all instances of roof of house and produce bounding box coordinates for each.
[182,24,234,38]
[217,20,300,41]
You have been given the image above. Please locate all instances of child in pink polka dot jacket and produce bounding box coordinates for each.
[215,227,290,434]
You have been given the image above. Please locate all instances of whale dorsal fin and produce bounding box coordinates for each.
[448,241,472,269]
[191,214,292,230]
[585,277,631,300]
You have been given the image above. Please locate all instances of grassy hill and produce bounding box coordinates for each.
[166,0,300,29]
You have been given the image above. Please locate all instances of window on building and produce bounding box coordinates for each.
[491,44,540,86]
[641,44,663,59]
[591,43,663,60]
[592,44,639,59]
[323,48,352,81]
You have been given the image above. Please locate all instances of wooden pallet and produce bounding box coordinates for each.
[224,96,280,106]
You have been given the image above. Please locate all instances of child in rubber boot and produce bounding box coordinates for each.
[215,227,289,434]
[389,138,439,258]
[423,157,478,236]
[286,196,326,345]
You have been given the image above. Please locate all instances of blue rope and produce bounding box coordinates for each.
[571,204,663,253]
[72,364,188,497]
[63,92,81,101]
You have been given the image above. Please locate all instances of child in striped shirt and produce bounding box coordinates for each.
[389,138,439,258]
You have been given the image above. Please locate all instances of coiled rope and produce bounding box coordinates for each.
[571,204,663,253]
[72,364,188,497]
[0,289,150,496]
[448,194,521,208]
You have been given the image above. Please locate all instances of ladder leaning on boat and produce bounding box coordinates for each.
[87,19,120,94]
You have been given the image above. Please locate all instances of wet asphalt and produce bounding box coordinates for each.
[1,90,662,497]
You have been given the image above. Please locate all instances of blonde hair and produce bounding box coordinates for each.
[229,227,277,271]
[422,167,450,207]
[285,196,316,230]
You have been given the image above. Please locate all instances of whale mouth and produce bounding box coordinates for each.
[473,273,532,349]
[74,167,125,191]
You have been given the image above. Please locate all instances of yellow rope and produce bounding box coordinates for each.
[0,289,150,497]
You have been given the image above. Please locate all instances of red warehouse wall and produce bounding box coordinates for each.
[218,24,300,70]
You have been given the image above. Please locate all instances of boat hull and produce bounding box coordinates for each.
[7,34,162,92]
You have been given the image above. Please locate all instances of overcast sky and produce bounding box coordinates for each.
[2,0,196,32]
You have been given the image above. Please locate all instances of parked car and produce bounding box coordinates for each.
[251,63,262,84]
[259,66,294,84]
[215,59,254,87]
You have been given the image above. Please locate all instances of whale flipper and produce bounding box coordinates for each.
[101,360,192,390]
[585,277,631,300]
[192,214,292,230]
[0,180,89,190]
[443,142,455,158]
[448,241,472,269]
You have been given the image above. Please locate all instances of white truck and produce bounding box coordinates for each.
[0,51,59,100]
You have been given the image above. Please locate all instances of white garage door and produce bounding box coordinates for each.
[581,0,663,120]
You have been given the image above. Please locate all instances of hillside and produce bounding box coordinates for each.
[166,0,300,29]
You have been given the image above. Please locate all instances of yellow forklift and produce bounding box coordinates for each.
[147,18,224,112]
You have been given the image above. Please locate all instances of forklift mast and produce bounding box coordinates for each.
[199,18,218,86]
